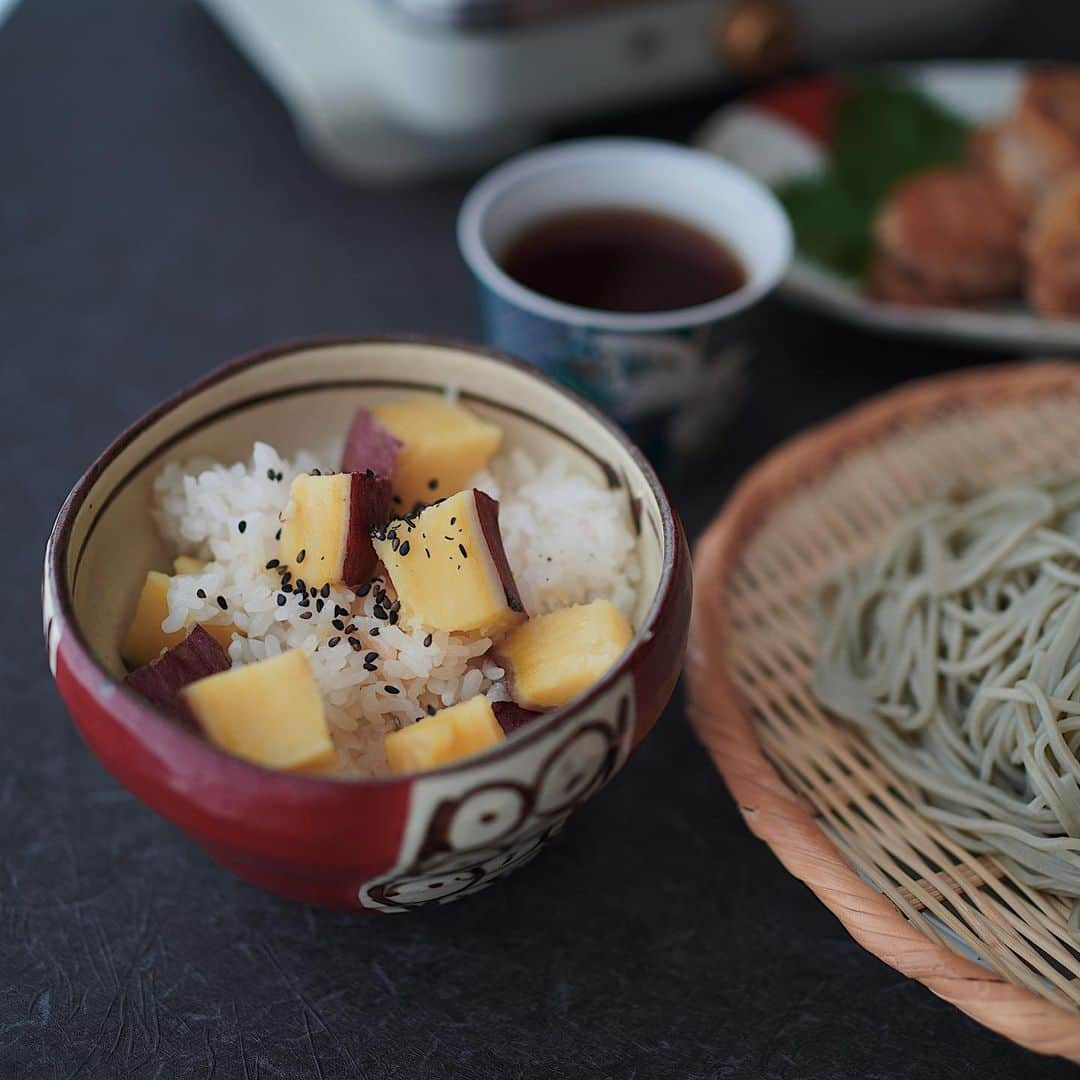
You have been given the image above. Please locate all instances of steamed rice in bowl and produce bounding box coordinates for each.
[127,395,641,778]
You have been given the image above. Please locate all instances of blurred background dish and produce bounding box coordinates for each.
[198,0,1007,182]
[697,62,1080,349]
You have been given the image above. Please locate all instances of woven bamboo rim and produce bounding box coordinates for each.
[689,361,1080,1061]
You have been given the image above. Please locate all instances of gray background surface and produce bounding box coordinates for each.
[4,1,1080,1076]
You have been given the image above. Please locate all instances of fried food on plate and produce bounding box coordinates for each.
[973,70,1080,217]
[1026,171,1080,317]
[870,167,1023,305]
[868,252,968,307]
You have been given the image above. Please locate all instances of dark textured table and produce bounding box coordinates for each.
[5,2,1080,1076]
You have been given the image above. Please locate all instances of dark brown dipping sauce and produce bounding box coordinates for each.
[499,206,746,314]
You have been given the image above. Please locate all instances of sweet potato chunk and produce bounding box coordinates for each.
[498,600,633,709]
[121,570,236,667]
[491,700,543,735]
[384,695,504,774]
[341,407,402,478]
[372,396,501,511]
[180,649,335,772]
[373,489,525,636]
[278,471,390,587]
[125,625,231,715]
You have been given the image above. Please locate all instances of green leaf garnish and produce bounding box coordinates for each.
[775,73,972,282]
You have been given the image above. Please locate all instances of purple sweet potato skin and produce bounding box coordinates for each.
[342,472,392,586]
[124,624,231,718]
[341,408,401,479]
[492,700,542,735]
[473,490,526,615]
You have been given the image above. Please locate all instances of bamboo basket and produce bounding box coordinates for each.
[688,361,1080,1060]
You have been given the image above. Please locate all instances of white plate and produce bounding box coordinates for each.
[696,62,1080,351]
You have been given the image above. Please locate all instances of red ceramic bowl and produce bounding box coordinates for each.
[43,337,691,910]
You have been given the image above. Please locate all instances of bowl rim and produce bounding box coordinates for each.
[47,333,681,790]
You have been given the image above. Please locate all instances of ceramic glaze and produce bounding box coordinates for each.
[458,139,791,430]
[43,337,691,910]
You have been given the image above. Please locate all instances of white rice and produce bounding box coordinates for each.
[151,440,640,776]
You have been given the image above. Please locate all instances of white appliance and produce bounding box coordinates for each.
[198,0,1007,183]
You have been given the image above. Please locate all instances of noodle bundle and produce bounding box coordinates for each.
[813,476,1080,919]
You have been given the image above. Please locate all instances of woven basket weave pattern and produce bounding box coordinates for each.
[690,363,1080,1061]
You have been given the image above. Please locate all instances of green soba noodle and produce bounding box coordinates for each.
[812,476,1080,929]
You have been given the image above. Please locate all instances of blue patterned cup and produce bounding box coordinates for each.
[457,138,791,451]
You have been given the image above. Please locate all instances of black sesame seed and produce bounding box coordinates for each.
[373,604,388,620]
[282,572,292,586]
[357,585,371,600]
[275,472,283,482]
[332,618,345,631]
[216,595,228,610]
[298,597,310,608]
[295,579,306,595]
[344,624,357,635]
[238,520,247,534]
[328,636,340,647]
[384,684,400,694]
[281,583,293,594]
[389,611,399,625]
[390,536,399,552]
[277,594,287,607]
[265,558,280,570]
[315,599,324,613]
[423,633,432,647]
[444,535,455,541]
[427,478,438,490]
[390,600,401,614]
[196,588,207,599]
[309,586,318,597]
[275,528,282,540]
[267,468,276,480]
[364,662,376,672]
[310,468,321,476]
[399,541,410,557]
[335,604,350,617]
[296,549,306,563]
[370,627,380,637]
[320,583,330,598]
[459,544,468,559]
[348,637,361,651]
[425,548,431,559]
[365,651,378,663]
[426,704,437,716]
[299,611,312,620]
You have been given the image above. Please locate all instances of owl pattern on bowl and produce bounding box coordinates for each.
[362,676,635,910]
